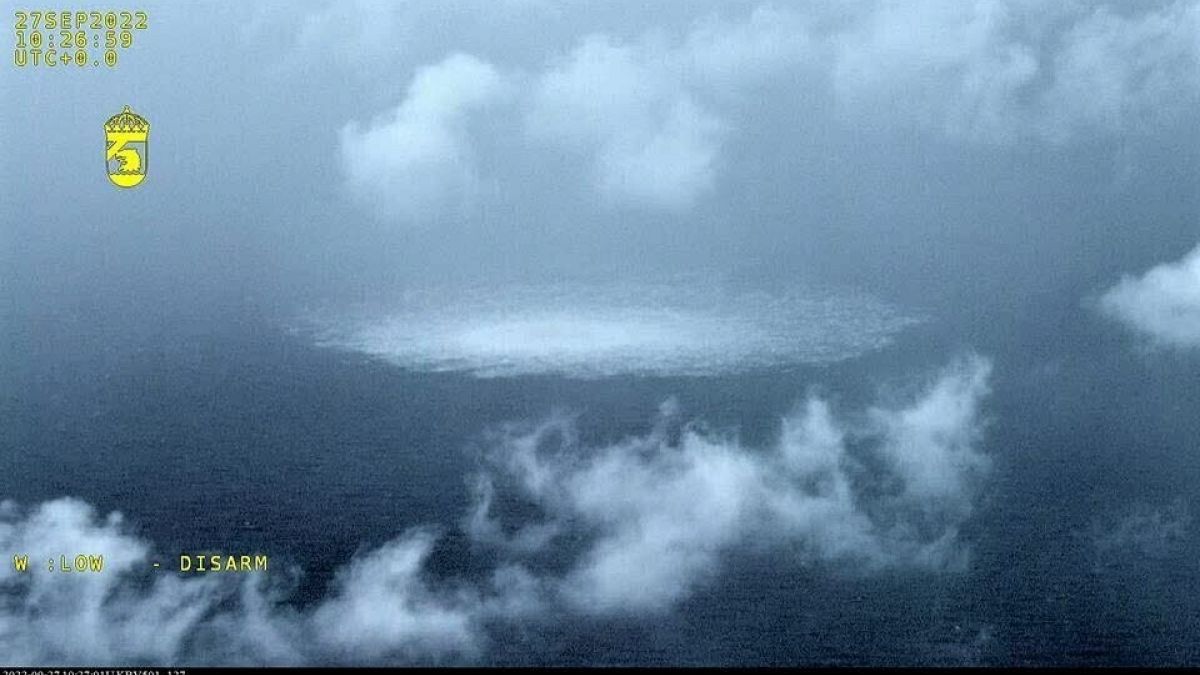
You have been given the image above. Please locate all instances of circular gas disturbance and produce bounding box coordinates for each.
[305,281,919,378]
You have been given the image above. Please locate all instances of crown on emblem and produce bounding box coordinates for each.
[105,105,150,132]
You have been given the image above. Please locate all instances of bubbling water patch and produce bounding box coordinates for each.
[303,281,919,378]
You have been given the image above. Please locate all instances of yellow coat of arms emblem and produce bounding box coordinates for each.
[105,105,149,188]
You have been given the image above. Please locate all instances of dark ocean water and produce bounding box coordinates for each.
[3,285,1200,666]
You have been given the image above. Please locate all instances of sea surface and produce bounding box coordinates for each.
[2,280,1199,666]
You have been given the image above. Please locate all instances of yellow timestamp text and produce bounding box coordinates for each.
[13,9,148,68]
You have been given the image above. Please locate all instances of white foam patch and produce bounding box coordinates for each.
[304,282,918,377]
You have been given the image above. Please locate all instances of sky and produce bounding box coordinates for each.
[2,0,1197,315]
[2,0,1200,666]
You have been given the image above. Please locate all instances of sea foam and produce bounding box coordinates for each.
[303,281,918,378]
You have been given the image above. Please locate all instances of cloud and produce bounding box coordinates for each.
[525,7,816,209]
[340,7,815,216]
[309,531,482,662]
[0,499,215,664]
[336,2,1200,218]
[871,355,991,507]
[339,53,508,223]
[0,499,494,665]
[295,0,409,67]
[0,355,992,664]
[672,6,815,89]
[1099,244,1200,348]
[832,0,1200,143]
[469,355,993,614]
[1037,1,1200,142]
[527,35,726,210]
[831,0,1040,143]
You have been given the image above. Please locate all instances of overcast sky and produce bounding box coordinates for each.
[2,0,1197,325]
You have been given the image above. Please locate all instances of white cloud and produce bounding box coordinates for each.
[832,0,1040,143]
[339,53,507,223]
[338,7,816,216]
[673,6,815,89]
[1038,1,1200,142]
[242,0,414,78]
[296,0,409,67]
[527,35,726,210]
[0,499,492,665]
[831,0,1200,143]
[1099,244,1200,348]
[0,355,993,664]
[310,531,481,662]
[469,355,993,614]
[871,355,991,507]
[525,8,815,209]
[336,2,1200,217]
[0,499,210,664]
